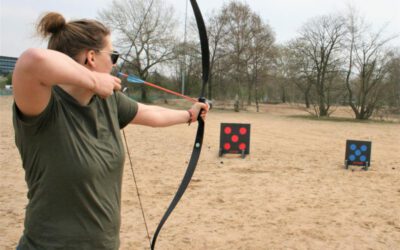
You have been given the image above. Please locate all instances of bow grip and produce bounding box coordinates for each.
[196,97,211,122]
[198,97,212,110]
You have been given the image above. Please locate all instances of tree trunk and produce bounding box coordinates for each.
[234,94,240,112]
[281,85,286,103]
[140,85,148,103]
[304,88,310,108]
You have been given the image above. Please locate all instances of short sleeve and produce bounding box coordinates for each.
[13,92,57,136]
[114,91,138,129]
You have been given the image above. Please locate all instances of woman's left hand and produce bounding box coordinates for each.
[189,102,210,122]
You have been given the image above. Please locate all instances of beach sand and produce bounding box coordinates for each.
[1,95,399,249]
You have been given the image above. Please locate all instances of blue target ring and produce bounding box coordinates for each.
[349,155,356,161]
[350,144,357,151]
[355,150,361,156]
[360,155,366,162]
[361,145,368,152]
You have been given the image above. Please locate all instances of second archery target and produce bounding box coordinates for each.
[344,140,372,170]
[219,123,251,158]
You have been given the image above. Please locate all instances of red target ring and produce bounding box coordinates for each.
[231,135,239,142]
[239,127,247,135]
[224,127,232,134]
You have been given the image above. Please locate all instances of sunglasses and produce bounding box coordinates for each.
[98,50,120,64]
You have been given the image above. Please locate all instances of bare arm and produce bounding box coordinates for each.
[12,48,121,116]
[131,102,209,127]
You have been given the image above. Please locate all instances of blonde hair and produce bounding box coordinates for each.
[37,12,110,60]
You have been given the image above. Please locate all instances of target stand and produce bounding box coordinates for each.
[344,140,372,170]
[219,123,251,159]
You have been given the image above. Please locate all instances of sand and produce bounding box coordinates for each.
[1,95,399,250]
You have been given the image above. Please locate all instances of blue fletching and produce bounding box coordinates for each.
[117,72,145,84]
[127,75,145,84]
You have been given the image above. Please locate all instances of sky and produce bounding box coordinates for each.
[0,0,399,57]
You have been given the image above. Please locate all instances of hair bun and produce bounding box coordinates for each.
[37,12,66,37]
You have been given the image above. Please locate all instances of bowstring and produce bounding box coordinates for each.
[117,0,156,248]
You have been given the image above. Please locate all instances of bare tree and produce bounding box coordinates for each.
[98,0,178,102]
[343,8,396,119]
[168,1,274,107]
[284,39,322,109]
[274,44,307,105]
[246,14,275,109]
[182,7,231,100]
[206,9,230,100]
[176,40,203,97]
[220,1,254,107]
[273,46,289,103]
[385,49,400,109]
[297,14,346,117]
[213,1,275,108]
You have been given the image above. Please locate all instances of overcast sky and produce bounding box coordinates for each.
[1,0,399,57]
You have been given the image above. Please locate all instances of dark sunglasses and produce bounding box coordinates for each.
[84,50,120,65]
[99,50,120,64]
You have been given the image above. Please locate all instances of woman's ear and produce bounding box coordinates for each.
[85,50,96,67]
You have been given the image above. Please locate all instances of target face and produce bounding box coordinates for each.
[345,140,371,167]
[220,123,251,156]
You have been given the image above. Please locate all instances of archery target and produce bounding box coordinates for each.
[220,123,251,156]
[345,140,371,167]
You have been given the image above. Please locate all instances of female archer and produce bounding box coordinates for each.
[13,12,208,249]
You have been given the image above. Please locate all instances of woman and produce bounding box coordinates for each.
[13,12,208,249]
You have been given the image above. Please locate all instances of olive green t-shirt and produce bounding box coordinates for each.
[13,86,138,250]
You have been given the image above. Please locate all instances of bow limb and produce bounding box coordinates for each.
[150,0,210,249]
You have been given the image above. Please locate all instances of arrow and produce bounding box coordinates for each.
[118,72,198,103]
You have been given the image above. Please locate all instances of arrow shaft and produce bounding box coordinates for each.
[143,81,197,103]
[119,73,198,103]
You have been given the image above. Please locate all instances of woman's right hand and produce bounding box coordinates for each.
[91,72,122,98]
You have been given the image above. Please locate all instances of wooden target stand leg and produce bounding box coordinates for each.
[219,148,247,159]
[241,149,245,159]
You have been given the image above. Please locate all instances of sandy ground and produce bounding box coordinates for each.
[1,95,399,250]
